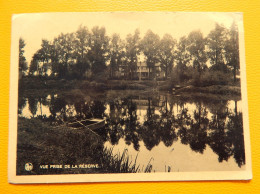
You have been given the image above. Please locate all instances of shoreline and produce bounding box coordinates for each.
[19,78,241,98]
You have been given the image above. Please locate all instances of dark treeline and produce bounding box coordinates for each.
[19,22,240,87]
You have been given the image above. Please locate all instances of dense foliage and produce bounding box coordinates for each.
[20,22,240,86]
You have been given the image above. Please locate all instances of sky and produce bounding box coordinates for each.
[12,12,242,64]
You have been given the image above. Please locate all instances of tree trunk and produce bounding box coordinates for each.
[110,65,113,78]
[233,64,237,83]
[165,64,168,80]
[235,101,237,116]
[40,98,43,117]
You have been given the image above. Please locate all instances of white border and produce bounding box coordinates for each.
[8,12,252,184]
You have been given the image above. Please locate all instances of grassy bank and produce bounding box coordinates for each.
[17,117,103,175]
[17,117,152,175]
[177,85,241,96]
[19,77,241,96]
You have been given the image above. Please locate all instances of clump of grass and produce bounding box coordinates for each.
[100,147,141,173]
[165,165,171,172]
[100,147,157,173]
[100,148,174,173]
[144,157,153,173]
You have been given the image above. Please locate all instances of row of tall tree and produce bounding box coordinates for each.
[19,22,240,82]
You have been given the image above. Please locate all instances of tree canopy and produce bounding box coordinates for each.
[19,38,28,77]
[23,22,240,86]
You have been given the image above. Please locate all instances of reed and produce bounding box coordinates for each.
[100,147,155,173]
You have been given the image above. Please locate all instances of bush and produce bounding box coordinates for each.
[92,70,109,83]
[168,66,234,88]
[199,70,232,86]
[169,66,194,84]
[169,69,180,86]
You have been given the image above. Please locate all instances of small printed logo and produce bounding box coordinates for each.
[25,163,33,171]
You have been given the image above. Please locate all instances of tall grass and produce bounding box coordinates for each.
[143,157,153,173]
[100,147,140,173]
[100,147,173,173]
[100,147,154,173]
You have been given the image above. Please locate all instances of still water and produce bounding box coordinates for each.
[18,90,245,172]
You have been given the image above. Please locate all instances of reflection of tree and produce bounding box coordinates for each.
[28,96,38,117]
[160,118,178,147]
[40,95,49,107]
[18,97,27,115]
[124,99,140,151]
[227,102,245,167]
[177,108,191,145]
[82,102,93,118]
[49,95,67,120]
[104,100,125,145]
[91,100,106,119]
[140,98,161,150]
[21,91,246,168]
[159,97,178,147]
[49,95,107,122]
[208,101,232,162]
[103,98,141,151]
[176,103,209,154]
[74,99,86,118]
[189,103,209,153]
[74,99,94,119]
[38,96,48,117]
[174,99,245,168]
[141,120,160,151]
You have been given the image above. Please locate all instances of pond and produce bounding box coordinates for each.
[18,89,245,172]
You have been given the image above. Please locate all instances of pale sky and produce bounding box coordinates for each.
[12,12,242,64]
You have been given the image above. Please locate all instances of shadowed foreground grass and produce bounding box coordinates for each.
[17,118,153,175]
[17,117,103,175]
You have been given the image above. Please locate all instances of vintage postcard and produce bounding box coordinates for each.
[8,12,252,183]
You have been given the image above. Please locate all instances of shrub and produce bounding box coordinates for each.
[199,70,232,86]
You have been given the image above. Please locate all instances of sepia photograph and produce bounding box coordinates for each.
[8,12,251,183]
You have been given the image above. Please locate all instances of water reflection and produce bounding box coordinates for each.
[18,91,245,171]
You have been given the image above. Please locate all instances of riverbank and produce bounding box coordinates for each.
[17,117,146,175]
[176,85,241,96]
[17,117,103,175]
[19,77,241,96]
